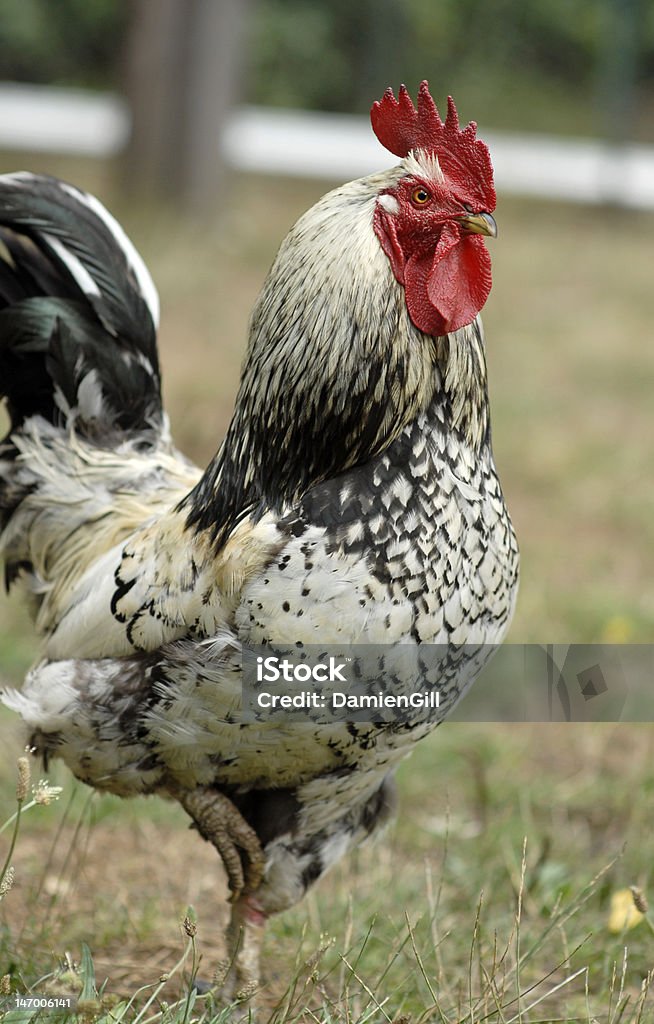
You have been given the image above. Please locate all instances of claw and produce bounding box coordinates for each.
[179,788,265,898]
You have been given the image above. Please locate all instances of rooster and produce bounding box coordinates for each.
[0,83,518,997]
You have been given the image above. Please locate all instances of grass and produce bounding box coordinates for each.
[0,155,653,1020]
[2,724,654,1021]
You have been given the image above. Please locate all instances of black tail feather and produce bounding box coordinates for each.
[0,173,162,440]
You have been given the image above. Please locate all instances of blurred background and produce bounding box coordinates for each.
[0,3,653,1011]
[0,0,652,666]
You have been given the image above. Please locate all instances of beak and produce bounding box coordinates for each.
[456,211,498,238]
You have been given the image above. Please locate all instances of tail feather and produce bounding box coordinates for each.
[0,172,162,438]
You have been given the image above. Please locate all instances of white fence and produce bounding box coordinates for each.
[1,82,653,209]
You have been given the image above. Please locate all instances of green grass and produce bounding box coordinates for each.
[2,724,654,1021]
[0,163,653,1021]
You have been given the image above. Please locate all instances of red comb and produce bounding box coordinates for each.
[370,81,495,208]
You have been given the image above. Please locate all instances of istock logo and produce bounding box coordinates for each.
[256,656,348,683]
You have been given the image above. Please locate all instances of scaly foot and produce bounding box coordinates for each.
[220,894,267,1002]
[179,788,265,899]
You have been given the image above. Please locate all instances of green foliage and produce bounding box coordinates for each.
[0,0,128,89]
[0,1,652,138]
[251,0,410,113]
[247,0,654,138]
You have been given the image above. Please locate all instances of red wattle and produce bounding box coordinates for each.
[405,228,492,336]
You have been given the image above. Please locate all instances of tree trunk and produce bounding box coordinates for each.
[123,0,249,211]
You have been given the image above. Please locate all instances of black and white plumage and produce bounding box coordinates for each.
[0,87,519,998]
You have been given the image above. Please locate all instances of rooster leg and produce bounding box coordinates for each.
[218,894,267,1002]
[179,788,265,898]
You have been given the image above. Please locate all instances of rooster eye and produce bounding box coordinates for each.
[411,187,431,206]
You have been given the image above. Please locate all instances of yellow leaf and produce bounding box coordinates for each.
[608,889,644,934]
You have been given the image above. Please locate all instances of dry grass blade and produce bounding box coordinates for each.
[504,965,588,1024]
[338,955,392,1023]
[517,850,623,971]
[404,913,448,1024]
